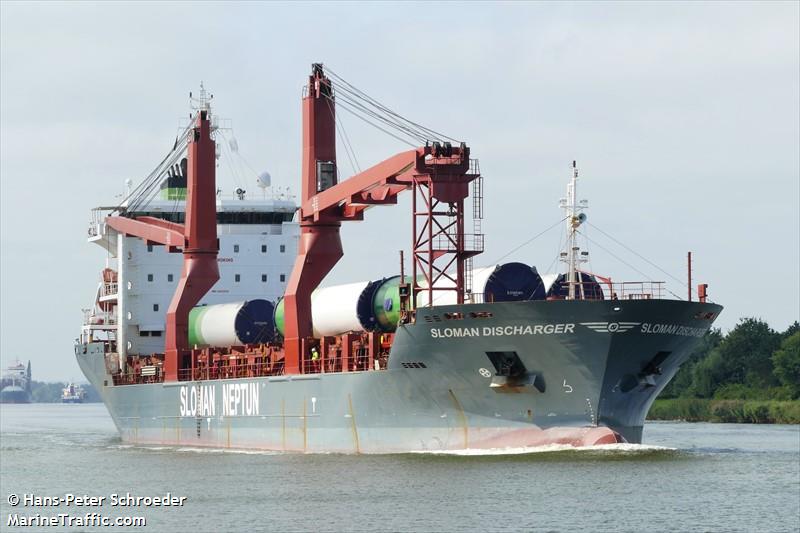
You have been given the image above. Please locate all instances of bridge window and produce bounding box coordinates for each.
[234,244,240,253]
[127,211,295,225]
[280,245,286,253]
[167,274,173,282]
[147,274,153,282]
[261,274,267,282]
[153,304,159,312]
[261,245,267,253]
[235,274,241,283]
[147,244,153,252]
[280,274,286,282]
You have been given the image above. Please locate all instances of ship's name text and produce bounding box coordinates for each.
[430,324,575,338]
[640,323,707,337]
[179,383,259,417]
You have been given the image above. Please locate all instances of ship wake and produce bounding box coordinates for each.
[410,443,676,456]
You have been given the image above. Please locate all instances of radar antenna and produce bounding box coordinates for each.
[189,82,214,115]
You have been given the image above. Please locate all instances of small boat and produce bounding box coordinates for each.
[0,360,31,404]
[61,383,86,404]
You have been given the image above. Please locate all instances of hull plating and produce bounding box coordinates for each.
[75,299,721,452]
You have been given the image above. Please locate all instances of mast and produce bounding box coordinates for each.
[105,85,220,381]
[560,161,588,300]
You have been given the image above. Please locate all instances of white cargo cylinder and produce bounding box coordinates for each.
[310,281,369,337]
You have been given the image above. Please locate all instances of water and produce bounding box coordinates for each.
[1,404,798,533]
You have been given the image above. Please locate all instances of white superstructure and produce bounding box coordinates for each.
[79,87,300,362]
[82,195,299,358]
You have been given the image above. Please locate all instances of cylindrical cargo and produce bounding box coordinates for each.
[274,263,546,338]
[415,263,545,306]
[361,276,402,332]
[480,262,546,302]
[188,300,275,348]
[311,281,369,337]
[274,277,403,337]
[547,272,605,300]
[274,297,285,339]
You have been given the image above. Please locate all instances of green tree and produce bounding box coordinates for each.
[782,321,799,339]
[685,318,781,397]
[772,332,800,399]
[690,348,725,398]
[30,381,66,402]
[716,318,781,388]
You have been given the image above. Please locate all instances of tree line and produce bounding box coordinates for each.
[30,381,101,403]
[659,318,800,401]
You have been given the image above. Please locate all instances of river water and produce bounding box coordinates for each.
[0,404,797,532]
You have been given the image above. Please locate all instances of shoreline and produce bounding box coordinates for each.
[648,398,800,424]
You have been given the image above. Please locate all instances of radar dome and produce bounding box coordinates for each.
[257,171,271,189]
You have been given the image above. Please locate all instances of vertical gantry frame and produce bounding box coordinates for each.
[411,157,482,309]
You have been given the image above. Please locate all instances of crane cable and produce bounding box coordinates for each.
[320,67,461,147]
[489,217,568,265]
[324,94,360,177]
[116,121,193,215]
[585,222,694,296]
[578,229,684,300]
[324,67,460,144]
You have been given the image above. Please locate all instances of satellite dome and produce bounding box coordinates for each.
[257,171,271,189]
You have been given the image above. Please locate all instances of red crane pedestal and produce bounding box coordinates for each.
[164,111,219,381]
[282,224,342,374]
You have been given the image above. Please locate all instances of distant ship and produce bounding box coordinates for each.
[75,65,721,452]
[0,360,32,404]
[61,383,87,404]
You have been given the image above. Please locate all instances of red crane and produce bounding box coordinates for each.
[281,64,481,374]
[106,64,479,381]
[106,110,219,381]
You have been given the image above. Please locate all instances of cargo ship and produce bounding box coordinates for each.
[61,383,87,403]
[0,360,32,404]
[75,65,721,452]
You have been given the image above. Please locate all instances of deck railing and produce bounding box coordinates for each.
[100,282,118,298]
[598,281,665,301]
[113,365,164,385]
[177,361,285,382]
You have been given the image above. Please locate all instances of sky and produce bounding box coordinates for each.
[1,1,798,381]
